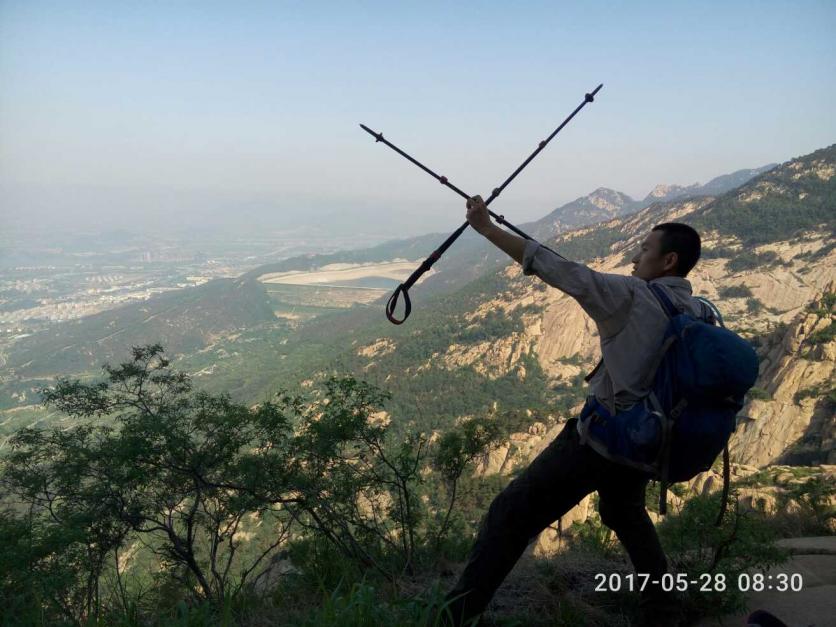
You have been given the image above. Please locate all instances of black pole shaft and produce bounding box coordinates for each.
[363,84,603,323]
[359,125,527,241]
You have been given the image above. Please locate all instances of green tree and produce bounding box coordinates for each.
[0,344,510,623]
[432,417,503,551]
[3,345,299,615]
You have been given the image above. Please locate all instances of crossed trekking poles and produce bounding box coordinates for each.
[360,83,603,324]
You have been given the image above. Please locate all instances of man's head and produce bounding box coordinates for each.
[631,223,701,280]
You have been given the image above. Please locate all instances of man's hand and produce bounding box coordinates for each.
[466,195,494,235]
[466,195,526,264]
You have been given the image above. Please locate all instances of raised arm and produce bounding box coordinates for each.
[466,195,635,338]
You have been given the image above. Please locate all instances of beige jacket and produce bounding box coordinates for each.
[521,239,714,417]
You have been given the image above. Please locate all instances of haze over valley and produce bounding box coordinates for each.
[2,4,834,624]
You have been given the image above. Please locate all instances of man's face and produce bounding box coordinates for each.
[631,230,679,280]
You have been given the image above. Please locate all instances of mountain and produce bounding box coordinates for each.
[692,145,835,244]
[2,147,832,463]
[221,143,834,465]
[529,187,641,235]
[2,146,832,627]
[640,164,777,204]
[697,164,778,195]
[236,162,773,297]
[643,183,701,203]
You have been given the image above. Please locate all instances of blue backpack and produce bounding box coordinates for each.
[579,283,759,515]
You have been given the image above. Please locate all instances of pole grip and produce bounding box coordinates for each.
[386,284,411,324]
[384,221,469,323]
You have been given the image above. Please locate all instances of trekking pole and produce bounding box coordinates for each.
[361,83,603,324]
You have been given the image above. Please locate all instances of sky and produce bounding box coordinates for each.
[1,1,835,240]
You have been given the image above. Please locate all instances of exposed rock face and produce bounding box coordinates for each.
[646,183,699,202]
[357,338,396,358]
[437,193,835,462]
[731,287,835,467]
[533,188,640,237]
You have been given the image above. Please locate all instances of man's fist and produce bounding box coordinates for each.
[466,195,493,235]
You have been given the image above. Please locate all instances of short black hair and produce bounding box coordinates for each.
[651,223,701,276]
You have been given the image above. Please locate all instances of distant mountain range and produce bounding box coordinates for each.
[532,164,777,236]
[4,148,832,444]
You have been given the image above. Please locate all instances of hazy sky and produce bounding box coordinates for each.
[2,1,835,239]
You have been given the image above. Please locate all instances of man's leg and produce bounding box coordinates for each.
[596,472,667,580]
[443,417,612,626]
[597,471,681,625]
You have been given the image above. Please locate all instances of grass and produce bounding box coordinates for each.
[746,386,772,401]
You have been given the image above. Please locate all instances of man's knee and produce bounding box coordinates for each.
[481,477,527,535]
[598,497,645,531]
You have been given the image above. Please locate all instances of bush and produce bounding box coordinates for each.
[718,285,753,299]
[746,297,764,313]
[0,344,508,625]
[806,290,836,315]
[807,320,836,345]
[657,490,787,619]
[569,515,622,560]
[793,384,836,411]
[781,476,836,535]
[701,246,737,259]
[726,251,779,272]
[747,387,771,401]
[793,241,836,263]
[556,353,586,366]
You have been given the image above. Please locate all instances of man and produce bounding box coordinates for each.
[443,195,710,627]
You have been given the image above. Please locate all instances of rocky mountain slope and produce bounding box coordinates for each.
[532,164,776,236]
[346,144,835,467]
[1,147,830,467]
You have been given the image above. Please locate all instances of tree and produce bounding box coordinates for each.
[2,345,299,619]
[432,417,503,550]
[0,344,506,623]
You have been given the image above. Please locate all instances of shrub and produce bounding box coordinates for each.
[718,285,753,299]
[657,490,787,619]
[701,246,737,259]
[806,290,836,315]
[556,353,586,366]
[745,297,763,313]
[726,251,779,272]
[793,241,836,263]
[0,344,507,625]
[807,320,836,345]
[793,384,836,410]
[747,387,771,401]
[569,515,622,560]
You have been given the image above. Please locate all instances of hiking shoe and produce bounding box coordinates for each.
[746,609,789,627]
[636,589,686,627]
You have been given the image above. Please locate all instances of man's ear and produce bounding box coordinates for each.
[663,251,679,273]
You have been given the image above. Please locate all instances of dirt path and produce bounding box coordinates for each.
[695,536,836,627]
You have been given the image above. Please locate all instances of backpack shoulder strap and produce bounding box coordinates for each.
[647,282,680,318]
[584,358,604,383]
[715,444,731,526]
[695,296,725,328]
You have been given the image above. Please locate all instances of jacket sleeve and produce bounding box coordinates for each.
[522,239,635,338]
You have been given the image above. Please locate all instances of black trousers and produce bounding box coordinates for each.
[444,417,669,625]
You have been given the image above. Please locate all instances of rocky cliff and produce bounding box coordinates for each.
[427,158,835,468]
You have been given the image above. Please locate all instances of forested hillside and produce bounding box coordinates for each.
[0,145,833,627]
